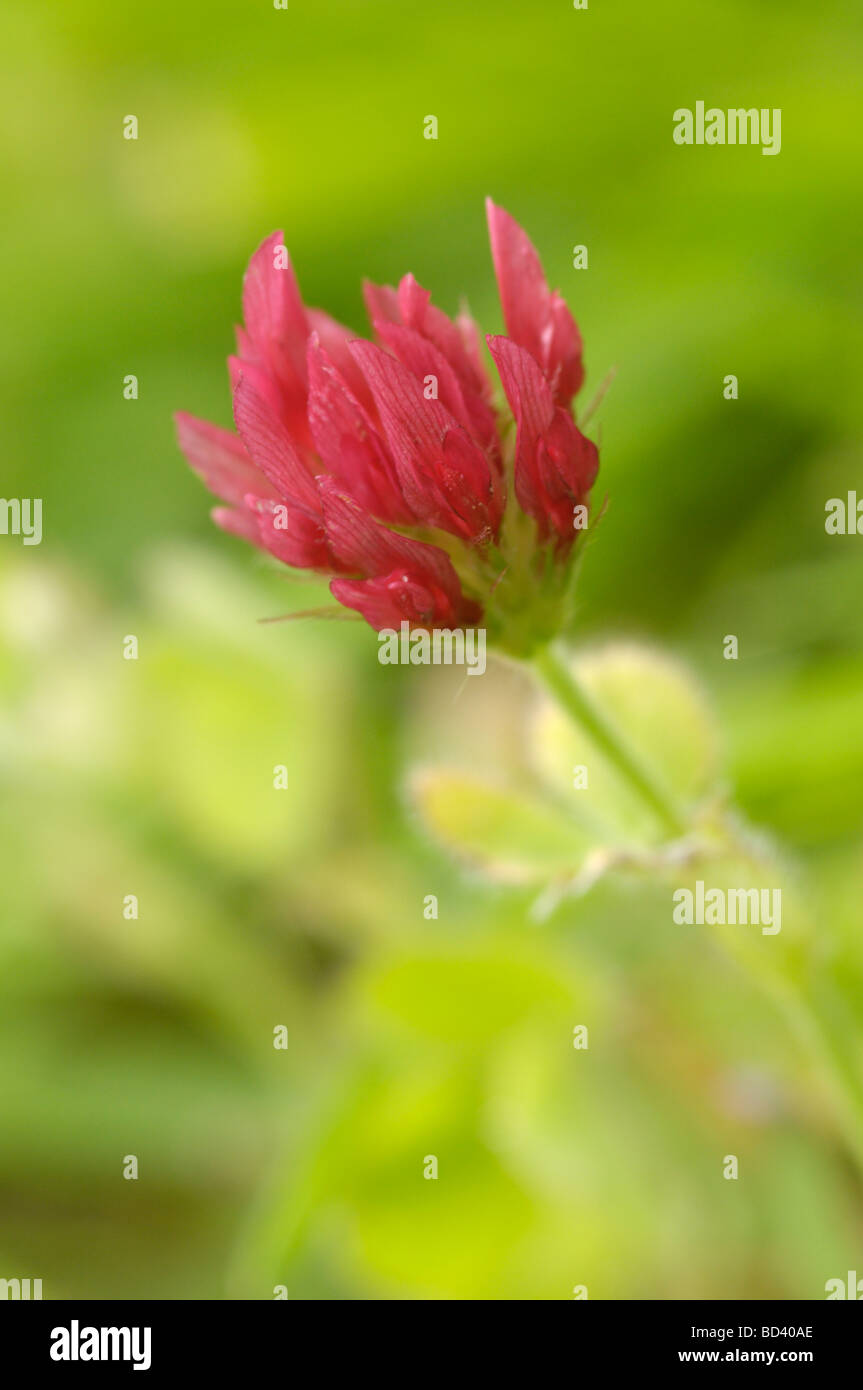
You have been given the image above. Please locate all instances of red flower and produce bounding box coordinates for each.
[176,201,599,652]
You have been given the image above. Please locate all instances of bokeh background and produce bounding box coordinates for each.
[1,0,862,1299]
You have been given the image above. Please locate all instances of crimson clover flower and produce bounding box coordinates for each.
[176,200,599,657]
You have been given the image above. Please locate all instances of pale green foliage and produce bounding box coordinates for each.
[412,643,723,889]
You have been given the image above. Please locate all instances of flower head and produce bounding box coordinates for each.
[176,200,599,656]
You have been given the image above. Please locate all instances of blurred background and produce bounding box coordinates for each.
[1,0,862,1299]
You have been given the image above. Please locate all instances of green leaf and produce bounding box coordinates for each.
[410,767,597,883]
[410,644,724,894]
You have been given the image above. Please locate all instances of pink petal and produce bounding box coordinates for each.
[175,412,278,508]
[330,570,477,632]
[365,274,497,445]
[212,504,264,547]
[232,370,320,512]
[362,279,401,329]
[306,336,410,523]
[488,335,597,542]
[374,321,473,436]
[486,199,584,405]
[398,274,494,403]
[348,339,502,543]
[306,309,376,413]
[456,309,494,393]
[372,319,498,461]
[318,477,479,628]
[241,230,309,393]
[246,495,333,571]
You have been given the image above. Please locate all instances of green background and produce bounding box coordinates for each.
[1,0,862,1298]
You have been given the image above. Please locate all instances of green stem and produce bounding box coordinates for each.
[531,642,686,839]
[794,984,863,1179]
[531,643,863,1187]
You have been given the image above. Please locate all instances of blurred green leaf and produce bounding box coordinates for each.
[412,644,723,890]
[410,767,596,883]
